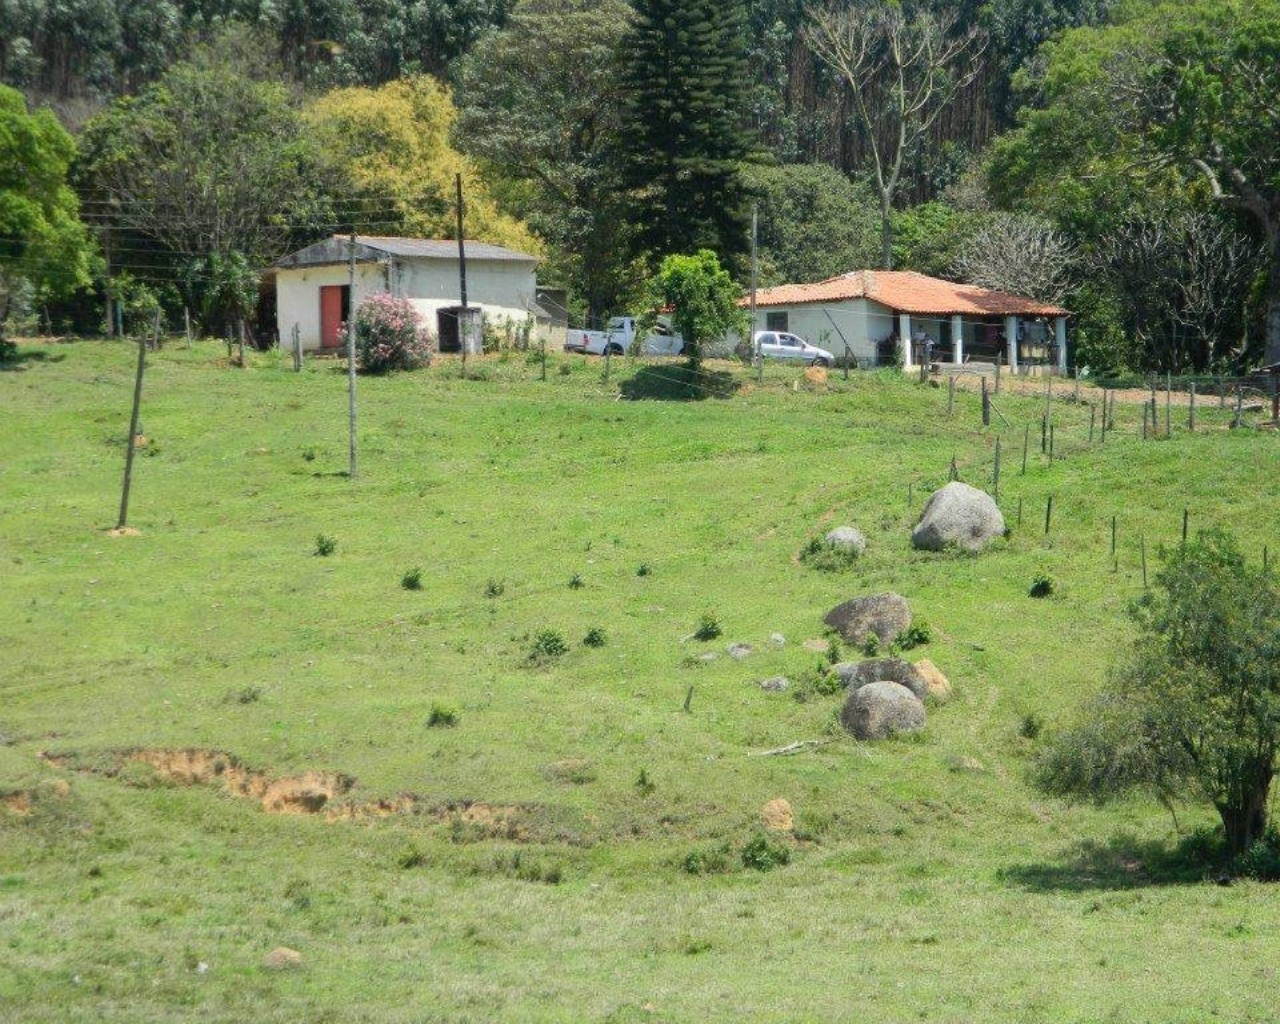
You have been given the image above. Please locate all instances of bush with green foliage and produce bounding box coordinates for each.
[582,627,606,648]
[895,621,932,650]
[1029,573,1054,598]
[799,536,862,572]
[528,628,569,664]
[354,294,432,373]
[427,704,459,728]
[740,834,791,871]
[1034,531,1280,856]
[401,567,423,590]
[693,612,722,642]
[642,250,748,369]
[314,534,336,557]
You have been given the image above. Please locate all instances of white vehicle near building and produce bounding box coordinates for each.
[754,330,835,366]
[564,316,685,356]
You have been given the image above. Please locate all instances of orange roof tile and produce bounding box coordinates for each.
[743,270,1068,317]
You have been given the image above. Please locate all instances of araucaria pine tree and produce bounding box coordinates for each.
[619,0,754,262]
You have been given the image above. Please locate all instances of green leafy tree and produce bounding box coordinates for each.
[989,0,1280,366]
[76,42,336,333]
[618,0,756,263]
[0,85,94,351]
[741,163,879,285]
[1035,531,1280,858]
[455,0,636,323]
[644,250,748,368]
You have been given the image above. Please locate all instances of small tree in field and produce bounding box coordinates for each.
[1035,531,1280,859]
[353,294,432,373]
[644,250,748,370]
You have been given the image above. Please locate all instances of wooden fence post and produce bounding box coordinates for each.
[993,436,1001,500]
[116,336,147,529]
[982,376,990,426]
[948,375,955,417]
[1022,423,1030,475]
[1044,494,1053,536]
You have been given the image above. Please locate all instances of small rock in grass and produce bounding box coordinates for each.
[769,632,786,647]
[840,681,926,740]
[697,652,718,663]
[824,526,866,555]
[759,676,790,693]
[802,638,830,653]
[761,798,794,831]
[914,658,952,701]
[262,947,303,970]
[727,643,753,660]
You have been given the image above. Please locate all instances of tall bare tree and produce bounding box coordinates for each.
[954,212,1080,305]
[805,3,984,269]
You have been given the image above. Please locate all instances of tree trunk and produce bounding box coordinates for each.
[1265,255,1280,366]
[1217,762,1273,857]
[880,191,894,271]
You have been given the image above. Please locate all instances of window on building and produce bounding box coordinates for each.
[766,311,788,332]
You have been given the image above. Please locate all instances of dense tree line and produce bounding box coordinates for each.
[1,0,1278,370]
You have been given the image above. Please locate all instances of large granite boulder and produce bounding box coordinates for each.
[823,592,911,646]
[911,482,1005,553]
[831,658,929,700]
[840,682,927,740]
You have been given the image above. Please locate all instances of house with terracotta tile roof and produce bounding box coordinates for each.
[742,270,1070,372]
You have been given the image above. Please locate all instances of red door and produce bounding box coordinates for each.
[320,286,347,349]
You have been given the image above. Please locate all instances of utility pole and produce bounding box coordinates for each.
[347,229,358,481]
[750,203,760,384]
[456,173,469,362]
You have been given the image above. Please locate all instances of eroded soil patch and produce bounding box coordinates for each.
[44,748,530,834]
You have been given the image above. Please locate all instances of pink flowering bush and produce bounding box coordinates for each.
[352,294,432,373]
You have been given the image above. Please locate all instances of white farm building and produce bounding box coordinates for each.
[271,236,540,353]
[745,270,1071,372]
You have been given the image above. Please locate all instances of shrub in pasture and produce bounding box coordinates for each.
[353,293,432,373]
[1029,573,1054,598]
[314,534,336,556]
[528,628,569,663]
[740,834,791,871]
[582,627,606,648]
[401,567,424,590]
[693,612,722,642]
[427,704,459,728]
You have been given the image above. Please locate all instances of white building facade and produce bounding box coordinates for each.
[745,270,1070,372]
[271,236,540,353]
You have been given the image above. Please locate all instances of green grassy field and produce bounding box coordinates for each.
[1,339,1277,1023]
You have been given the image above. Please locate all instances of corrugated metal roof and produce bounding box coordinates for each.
[273,235,538,269]
[744,270,1069,317]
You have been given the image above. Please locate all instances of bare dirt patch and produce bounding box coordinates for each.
[2,792,32,814]
[49,748,535,834]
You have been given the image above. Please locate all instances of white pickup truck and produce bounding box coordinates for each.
[564,316,685,356]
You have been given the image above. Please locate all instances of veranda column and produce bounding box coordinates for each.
[951,315,964,364]
[1005,315,1019,372]
[1055,317,1068,373]
[899,312,913,369]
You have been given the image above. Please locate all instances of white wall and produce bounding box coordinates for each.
[275,256,538,351]
[276,263,387,351]
[746,298,900,364]
[394,258,537,340]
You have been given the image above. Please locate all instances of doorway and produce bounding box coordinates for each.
[320,285,350,349]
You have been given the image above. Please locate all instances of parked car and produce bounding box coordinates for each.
[754,331,834,367]
[564,316,685,356]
